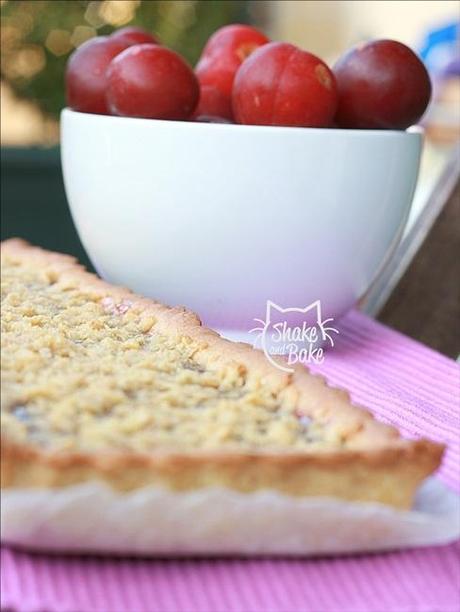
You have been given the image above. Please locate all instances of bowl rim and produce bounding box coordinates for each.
[62,108,423,139]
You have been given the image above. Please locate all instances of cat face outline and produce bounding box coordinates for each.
[265,299,323,327]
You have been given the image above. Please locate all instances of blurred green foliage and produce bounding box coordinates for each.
[1,0,251,119]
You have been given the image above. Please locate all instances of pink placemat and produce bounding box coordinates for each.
[1,310,459,612]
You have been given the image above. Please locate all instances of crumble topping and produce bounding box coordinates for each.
[1,254,346,453]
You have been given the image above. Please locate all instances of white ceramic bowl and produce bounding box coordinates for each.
[61,109,421,335]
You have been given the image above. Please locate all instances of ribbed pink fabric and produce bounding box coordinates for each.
[1,310,459,612]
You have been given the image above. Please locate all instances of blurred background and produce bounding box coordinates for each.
[1,0,459,355]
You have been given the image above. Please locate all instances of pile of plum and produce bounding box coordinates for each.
[66,24,431,130]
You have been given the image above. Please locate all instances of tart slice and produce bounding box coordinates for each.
[1,240,443,509]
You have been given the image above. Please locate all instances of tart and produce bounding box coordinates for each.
[0,240,444,508]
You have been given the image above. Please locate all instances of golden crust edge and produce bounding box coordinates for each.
[0,239,446,507]
[1,437,444,509]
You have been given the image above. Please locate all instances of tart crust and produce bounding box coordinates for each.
[0,239,444,509]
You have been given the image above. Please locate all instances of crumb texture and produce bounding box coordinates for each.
[1,246,361,453]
